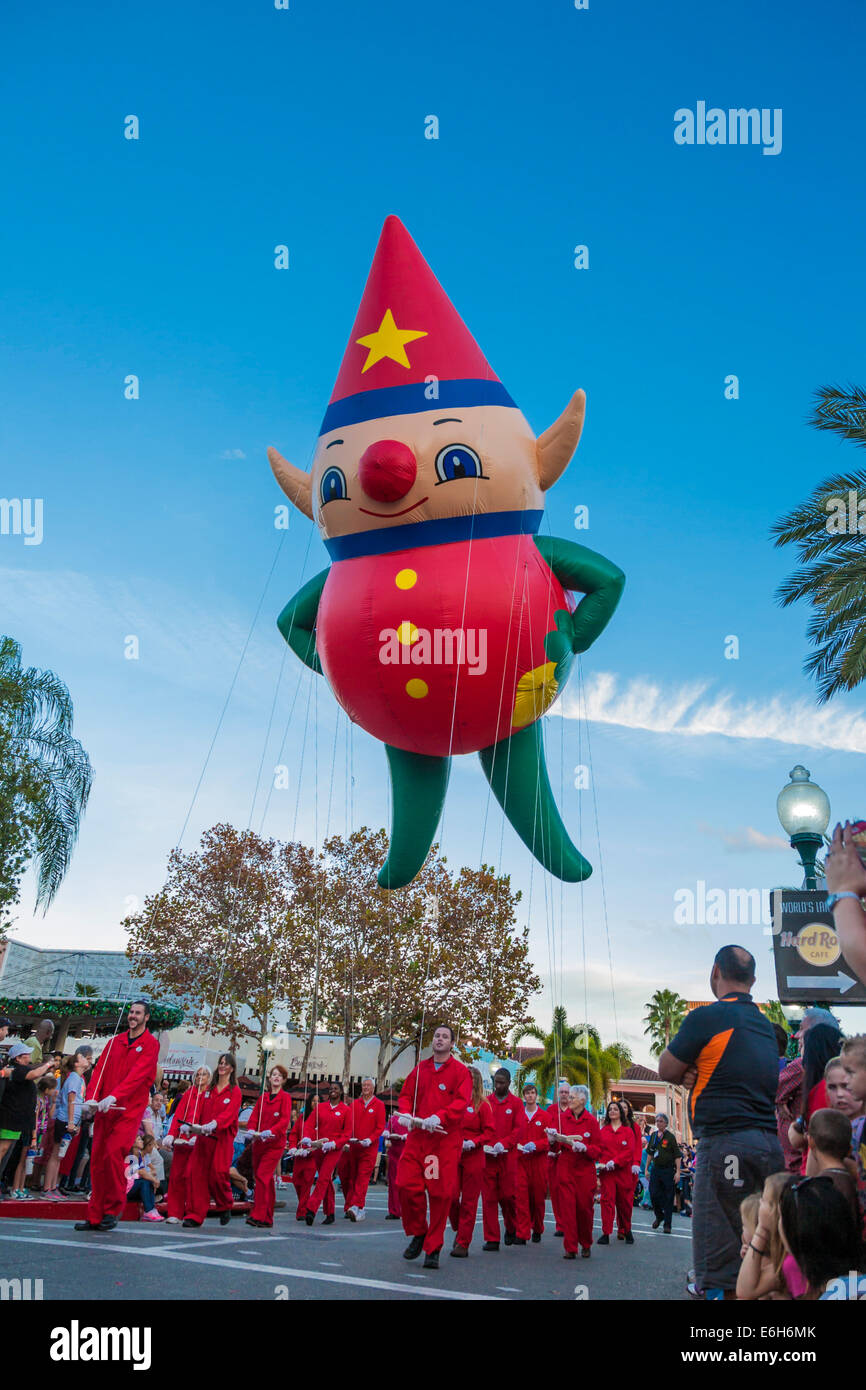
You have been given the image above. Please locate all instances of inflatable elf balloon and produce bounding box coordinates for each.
[269,217,624,889]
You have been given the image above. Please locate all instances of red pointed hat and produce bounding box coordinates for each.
[319,216,517,435]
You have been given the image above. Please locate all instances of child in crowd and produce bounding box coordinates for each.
[736,1170,794,1299]
[125,1134,164,1221]
[778,1174,865,1299]
[841,1036,866,1198]
[738,1192,761,1262]
[804,1109,858,1190]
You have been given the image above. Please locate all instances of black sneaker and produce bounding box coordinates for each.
[597,1233,610,1245]
[305,1212,315,1227]
[97,1215,117,1231]
[423,1248,440,1269]
[403,1234,425,1260]
[219,1210,231,1226]
[554,1229,564,1237]
[513,1237,527,1246]
[625,1233,635,1245]
[182,1218,201,1228]
[663,1224,671,1234]
[450,1243,468,1258]
[322,1214,335,1225]
[385,1213,401,1220]
[531,1232,542,1243]
[563,1251,576,1260]
[652,1217,662,1229]
[482,1241,500,1252]
[503,1230,515,1246]
[73,1220,101,1232]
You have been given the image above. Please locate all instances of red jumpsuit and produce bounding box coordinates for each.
[289,1113,318,1219]
[385,1112,406,1218]
[555,1107,601,1254]
[342,1096,386,1213]
[185,1083,242,1224]
[545,1102,571,1233]
[482,1090,523,1242]
[247,1088,292,1225]
[397,1054,472,1255]
[305,1101,351,1217]
[86,1028,159,1224]
[515,1105,550,1239]
[449,1098,495,1249]
[165,1085,209,1220]
[598,1122,636,1236]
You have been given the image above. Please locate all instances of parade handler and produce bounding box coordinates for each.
[343,1077,386,1221]
[74,1000,159,1232]
[396,1023,472,1269]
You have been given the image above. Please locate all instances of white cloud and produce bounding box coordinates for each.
[697,822,790,853]
[219,449,247,460]
[558,673,866,755]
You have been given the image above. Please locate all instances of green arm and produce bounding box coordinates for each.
[277,568,328,674]
[534,535,625,653]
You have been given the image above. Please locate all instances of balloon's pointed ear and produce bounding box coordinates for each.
[268,447,314,520]
[536,389,586,492]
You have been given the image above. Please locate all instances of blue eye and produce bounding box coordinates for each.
[320,466,348,505]
[434,444,483,483]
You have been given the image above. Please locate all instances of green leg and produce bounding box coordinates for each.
[479,723,592,882]
[378,746,451,889]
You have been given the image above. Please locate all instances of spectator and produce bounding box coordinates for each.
[779,1174,865,1299]
[65,1045,94,1194]
[804,1109,858,1211]
[775,1006,840,1172]
[659,943,785,1300]
[736,1170,793,1300]
[823,821,866,987]
[34,1074,59,1189]
[125,1134,164,1221]
[772,1023,790,1068]
[0,1016,13,1113]
[787,1023,845,1173]
[24,1018,55,1067]
[645,1113,680,1233]
[43,1051,89,1199]
[840,1036,866,1198]
[0,1042,55,1199]
[167,1080,189,1117]
[142,1090,167,1143]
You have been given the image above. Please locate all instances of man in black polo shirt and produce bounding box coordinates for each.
[658,945,784,1299]
[645,1112,680,1233]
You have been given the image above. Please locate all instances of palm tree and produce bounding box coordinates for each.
[772,385,866,700]
[643,988,688,1058]
[0,636,92,910]
[511,1006,625,1107]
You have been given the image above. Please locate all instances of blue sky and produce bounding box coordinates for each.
[3,0,866,1061]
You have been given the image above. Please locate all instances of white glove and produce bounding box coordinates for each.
[300,1136,313,1147]
[604,1161,615,1171]
[462,1140,475,1152]
[97,1094,118,1113]
[286,1147,298,1158]
[80,1099,97,1117]
[572,1140,586,1153]
[360,1137,371,1147]
[544,1127,557,1138]
[163,1134,174,1149]
[631,1165,640,1175]
[523,1141,536,1154]
[201,1119,217,1135]
[322,1140,336,1153]
[425,1114,441,1130]
[395,1112,413,1129]
[492,1142,506,1156]
[259,1130,274,1141]
[179,1124,191,1136]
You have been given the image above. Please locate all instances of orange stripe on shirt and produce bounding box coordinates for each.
[689,1029,734,1122]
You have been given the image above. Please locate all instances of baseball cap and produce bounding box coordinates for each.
[8,1042,33,1060]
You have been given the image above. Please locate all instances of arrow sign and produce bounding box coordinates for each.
[786,972,858,994]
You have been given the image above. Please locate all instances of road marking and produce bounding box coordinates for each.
[0,1233,505,1301]
[495,1285,522,1292]
[319,1261,343,1267]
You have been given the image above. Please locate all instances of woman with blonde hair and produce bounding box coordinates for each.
[449,1067,494,1257]
[735,1170,794,1299]
[162,1065,210,1224]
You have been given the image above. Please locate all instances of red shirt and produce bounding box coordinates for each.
[554,1107,601,1171]
[303,1101,351,1149]
[89,1029,159,1115]
[459,1098,495,1150]
[247,1088,292,1141]
[598,1122,635,1169]
[518,1105,550,1158]
[200,1083,242,1138]
[167,1086,209,1136]
[347,1096,386,1145]
[487,1091,523,1151]
[398,1055,472,1137]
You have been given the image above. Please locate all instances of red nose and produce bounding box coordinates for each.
[357,440,417,503]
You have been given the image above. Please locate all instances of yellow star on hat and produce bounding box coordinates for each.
[356,308,427,374]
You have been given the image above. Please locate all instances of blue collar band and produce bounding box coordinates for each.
[324,508,543,562]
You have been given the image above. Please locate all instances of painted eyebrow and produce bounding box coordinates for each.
[325,439,344,449]
[432,417,462,426]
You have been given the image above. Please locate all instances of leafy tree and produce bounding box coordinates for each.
[643,988,688,1058]
[512,1005,625,1106]
[0,636,92,931]
[772,385,866,700]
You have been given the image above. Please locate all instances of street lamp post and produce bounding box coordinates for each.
[776,765,831,890]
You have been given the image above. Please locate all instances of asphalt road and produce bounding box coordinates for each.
[0,1185,692,1302]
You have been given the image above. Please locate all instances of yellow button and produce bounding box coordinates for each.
[405,679,428,699]
[395,568,417,590]
[397,620,419,645]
